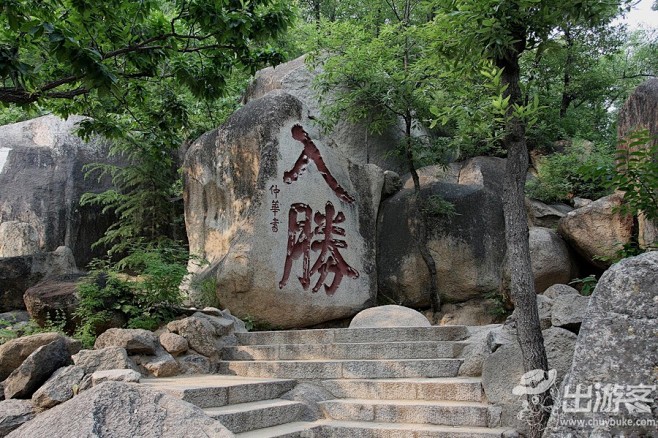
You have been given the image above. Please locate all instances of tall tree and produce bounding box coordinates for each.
[429,1,631,435]
[311,0,444,311]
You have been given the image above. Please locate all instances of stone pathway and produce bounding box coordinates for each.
[144,326,512,437]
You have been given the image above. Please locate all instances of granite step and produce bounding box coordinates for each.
[141,375,296,408]
[235,421,322,438]
[223,341,464,361]
[319,377,484,402]
[314,420,513,438]
[319,399,494,428]
[218,358,463,380]
[204,398,306,434]
[235,326,469,346]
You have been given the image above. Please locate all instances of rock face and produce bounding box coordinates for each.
[527,227,576,293]
[557,192,633,268]
[3,337,72,399]
[31,365,85,410]
[378,157,507,306]
[22,274,82,331]
[0,333,79,381]
[0,399,36,437]
[72,347,138,374]
[0,115,120,266]
[94,328,159,355]
[6,381,234,438]
[0,222,39,257]
[184,91,383,328]
[242,55,409,173]
[545,252,658,437]
[0,247,78,312]
[349,305,431,328]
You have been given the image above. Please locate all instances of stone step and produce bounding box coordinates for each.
[235,326,469,346]
[204,399,306,434]
[319,399,493,428]
[315,420,512,438]
[235,421,321,438]
[320,377,484,402]
[223,341,464,361]
[140,375,296,408]
[218,358,463,380]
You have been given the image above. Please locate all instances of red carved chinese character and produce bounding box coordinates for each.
[283,124,355,204]
[279,202,359,295]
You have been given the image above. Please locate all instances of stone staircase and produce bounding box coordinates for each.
[144,326,511,437]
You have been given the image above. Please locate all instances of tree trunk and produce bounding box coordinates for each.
[497,52,552,437]
[404,115,441,313]
[560,27,575,118]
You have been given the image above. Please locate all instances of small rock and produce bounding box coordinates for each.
[159,332,188,356]
[72,347,138,374]
[0,399,36,437]
[551,293,590,333]
[382,170,402,198]
[133,349,180,378]
[4,338,72,399]
[31,365,85,410]
[91,369,141,386]
[0,311,30,328]
[543,284,579,300]
[167,316,218,357]
[176,352,213,375]
[349,305,431,328]
[94,328,159,355]
[281,383,334,421]
[193,312,235,337]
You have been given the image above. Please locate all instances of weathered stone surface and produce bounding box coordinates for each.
[185,91,383,328]
[557,192,634,268]
[550,293,589,333]
[437,299,502,326]
[31,365,85,410]
[90,369,141,386]
[617,78,658,151]
[23,274,82,331]
[382,170,402,198]
[72,347,138,374]
[159,332,188,356]
[176,351,214,375]
[0,333,79,381]
[379,157,507,306]
[3,338,72,399]
[458,324,505,377]
[525,198,571,229]
[545,252,658,437]
[6,381,234,438]
[349,305,430,328]
[242,55,409,173]
[133,348,180,378]
[0,399,35,437]
[528,227,576,293]
[542,283,579,300]
[167,316,219,357]
[0,248,78,312]
[94,328,159,355]
[281,382,335,421]
[0,311,29,327]
[0,221,39,257]
[482,326,577,432]
[192,311,235,337]
[0,115,121,266]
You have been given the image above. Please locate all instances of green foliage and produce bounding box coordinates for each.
[422,194,458,218]
[526,140,614,203]
[569,275,598,296]
[484,291,512,319]
[74,241,188,347]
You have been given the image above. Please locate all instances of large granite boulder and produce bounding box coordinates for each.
[3,337,72,399]
[6,381,234,438]
[527,227,576,294]
[22,273,82,331]
[0,399,36,437]
[0,115,120,266]
[378,157,507,306]
[242,55,411,173]
[184,91,383,328]
[31,365,85,410]
[94,328,159,355]
[0,247,78,312]
[557,192,634,268]
[545,251,658,437]
[617,78,658,251]
[0,333,80,381]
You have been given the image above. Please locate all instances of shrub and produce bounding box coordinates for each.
[74,240,188,347]
[526,139,614,204]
